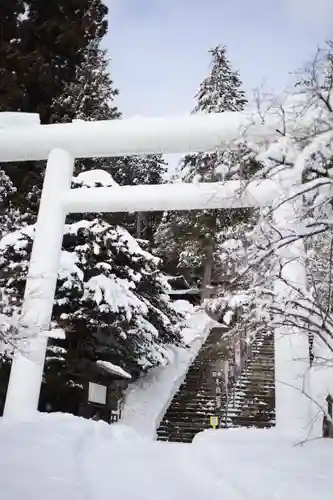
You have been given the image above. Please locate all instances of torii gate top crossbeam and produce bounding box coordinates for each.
[0,112,281,163]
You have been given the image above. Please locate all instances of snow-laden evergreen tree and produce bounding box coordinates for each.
[51,36,121,182]
[50,36,166,241]
[0,170,16,238]
[51,38,120,126]
[111,154,167,186]
[155,45,259,297]
[0,170,184,414]
[1,0,109,219]
[0,168,24,396]
[181,45,252,185]
[19,0,109,123]
[0,1,26,112]
[193,45,247,114]
[51,35,167,192]
[0,168,17,340]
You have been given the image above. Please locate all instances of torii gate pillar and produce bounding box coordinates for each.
[3,149,74,418]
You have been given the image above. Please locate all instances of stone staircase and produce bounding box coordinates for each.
[156,326,228,443]
[221,333,275,429]
[156,330,275,443]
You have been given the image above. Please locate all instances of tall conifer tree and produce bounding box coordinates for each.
[155,45,259,298]
[0,0,109,217]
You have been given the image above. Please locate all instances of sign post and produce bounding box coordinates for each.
[212,369,223,428]
[210,415,219,430]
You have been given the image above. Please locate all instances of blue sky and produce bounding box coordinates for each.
[105,0,333,118]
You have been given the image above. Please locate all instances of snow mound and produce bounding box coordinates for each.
[171,299,194,317]
[96,360,132,379]
[73,169,119,187]
[84,273,148,320]
[116,225,160,264]
[0,414,332,500]
[0,225,34,251]
[192,428,333,499]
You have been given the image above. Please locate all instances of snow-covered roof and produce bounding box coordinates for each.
[96,360,132,379]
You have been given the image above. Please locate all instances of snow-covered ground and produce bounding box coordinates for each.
[121,307,218,438]
[0,413,331,500]
[1,303,331,500]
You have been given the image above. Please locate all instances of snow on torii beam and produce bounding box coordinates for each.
[63,180,280,214]
[0,112,280,162]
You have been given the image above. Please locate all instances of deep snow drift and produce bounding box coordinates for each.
[0,413,331,500]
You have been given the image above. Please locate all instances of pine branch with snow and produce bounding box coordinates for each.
[223,41,333,373]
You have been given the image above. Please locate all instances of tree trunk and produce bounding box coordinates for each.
[136,212,144,239]
[201,237,214,302]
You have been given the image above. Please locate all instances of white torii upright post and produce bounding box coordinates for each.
[0,112,314,437]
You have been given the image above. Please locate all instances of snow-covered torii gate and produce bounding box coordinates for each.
[0,111,314,437]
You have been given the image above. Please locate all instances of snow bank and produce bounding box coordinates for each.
[0,413,332,500]
[96,360,132,379]
[73,169,119,187]
[171,299,195,317]
[121,310,216,439]
[192,428,333,499]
